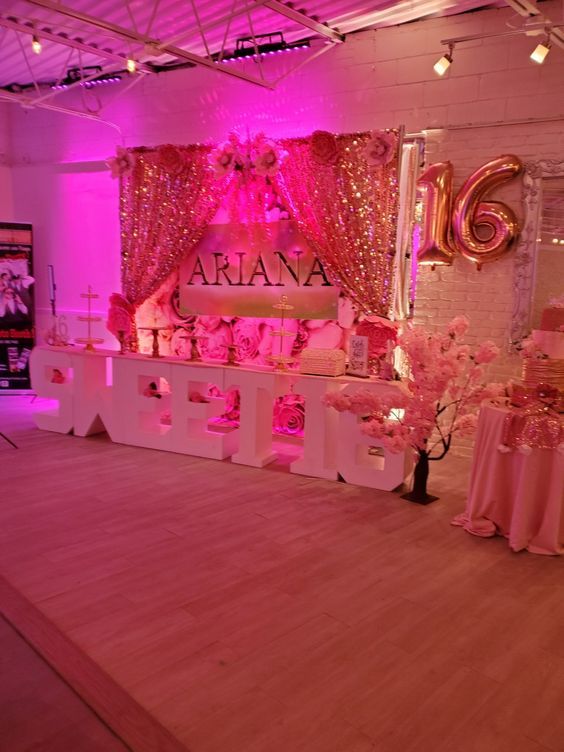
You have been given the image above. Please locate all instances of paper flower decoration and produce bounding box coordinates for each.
[106,147,136,179]
[273,394,306,436]
[355,319,397,357]
[310,130,340,166]
[106,293,135,337]
[363,131,396,167]
[252,140,286,177]
[209,140,243,177]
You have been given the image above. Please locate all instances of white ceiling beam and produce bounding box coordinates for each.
[262,1,344,43]
[23,0,273,88]
[0,15,153,74]
[0,88,123,134]
[332,0,499,34]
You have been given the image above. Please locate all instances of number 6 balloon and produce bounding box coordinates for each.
[451,154,523,267]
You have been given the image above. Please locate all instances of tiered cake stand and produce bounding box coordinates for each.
[269,295,295,372]
[75,286,104,352]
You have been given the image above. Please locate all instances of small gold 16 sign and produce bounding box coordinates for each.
[417,154,523,269]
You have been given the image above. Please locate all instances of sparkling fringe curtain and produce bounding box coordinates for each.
[274,131,399,317]
[119,133,399,317]
[120,144,231,307]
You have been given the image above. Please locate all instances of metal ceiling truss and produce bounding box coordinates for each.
[0,0,345,124]
[0,15,153,74]
[22,0,344,86]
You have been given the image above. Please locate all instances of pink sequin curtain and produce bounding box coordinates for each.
[274,131,399,317]
[120,144,231,307]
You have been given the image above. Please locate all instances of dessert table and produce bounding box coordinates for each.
[452,403,564,555]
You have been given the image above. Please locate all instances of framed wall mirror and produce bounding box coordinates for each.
[512,159,564,346]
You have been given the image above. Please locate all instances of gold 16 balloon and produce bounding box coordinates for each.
[417,154,523,269]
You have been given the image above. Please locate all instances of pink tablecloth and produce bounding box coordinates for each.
[452,404,564,555]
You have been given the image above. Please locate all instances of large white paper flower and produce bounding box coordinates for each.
[252,140,286,177]
[106,146,136,179]
[209,140,243,177]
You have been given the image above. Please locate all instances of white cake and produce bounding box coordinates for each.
[523,303,564,392]
[531,329,564,359]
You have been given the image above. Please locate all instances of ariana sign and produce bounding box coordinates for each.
[179,221,338,319]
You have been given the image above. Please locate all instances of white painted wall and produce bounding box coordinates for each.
[0,103,14,220]
[5,2,564,377]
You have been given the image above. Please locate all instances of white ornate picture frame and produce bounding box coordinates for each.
[512,158,564,346]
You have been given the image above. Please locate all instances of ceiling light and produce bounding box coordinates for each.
[223,32,310,61]
[433,44,453,76]
[32,35,42,54]
[126,58,136,73]
[530,36,550,63]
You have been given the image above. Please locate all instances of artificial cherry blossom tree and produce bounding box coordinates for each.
[324,316,505,503]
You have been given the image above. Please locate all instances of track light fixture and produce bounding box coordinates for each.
[126,58,136,73]
[530,32,551,64]
[433,44,454,76]
[31,34,42,54]
[435,22,564,76]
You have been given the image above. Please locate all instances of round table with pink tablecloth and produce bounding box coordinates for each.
[452,403,564,555]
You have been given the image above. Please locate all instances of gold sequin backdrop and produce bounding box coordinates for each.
[119,132,399,317]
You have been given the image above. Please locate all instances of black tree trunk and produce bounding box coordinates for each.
[401,450,439,505]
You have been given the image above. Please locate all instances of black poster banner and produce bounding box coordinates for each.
[0,222,35,392]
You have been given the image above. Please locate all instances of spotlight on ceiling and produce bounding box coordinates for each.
[530,33,551,64]
[433,44,454,76]
[31,34,42,54]
[127,58,137,73]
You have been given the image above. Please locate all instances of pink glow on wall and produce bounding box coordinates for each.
[11,164,119,323]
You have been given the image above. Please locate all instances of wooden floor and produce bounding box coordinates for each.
[1,396,563,752]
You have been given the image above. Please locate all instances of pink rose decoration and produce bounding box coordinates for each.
[273,394,305,436]
[198,321,232,361]
[233,318,263,361]
[310,131,340,166]
[158,145,186,176]
[355,320,397,357]
[107,293,135,338]
[106,147,136,179]
[209,385,241,424]
[197,316,223,333]
[363,131,396,168]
